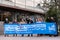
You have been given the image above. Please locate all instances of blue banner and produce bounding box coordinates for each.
[4,23,57,35]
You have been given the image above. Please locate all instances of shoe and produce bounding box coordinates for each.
[31,34,33,37]
[28,34,30,37]
[21,34,24,37]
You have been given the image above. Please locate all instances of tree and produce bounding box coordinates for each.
[44,0,58,23]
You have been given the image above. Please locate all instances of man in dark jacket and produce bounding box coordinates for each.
[26,17,33,37]
[4,18,9,37]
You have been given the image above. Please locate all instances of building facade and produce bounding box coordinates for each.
[0,0,46,22]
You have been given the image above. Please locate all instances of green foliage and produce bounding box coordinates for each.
[47,6,57,17]
[45,5,57,22]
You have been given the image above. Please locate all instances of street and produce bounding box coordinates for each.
[0,35,60,40]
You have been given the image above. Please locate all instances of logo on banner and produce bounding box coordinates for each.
[49,24,56,31]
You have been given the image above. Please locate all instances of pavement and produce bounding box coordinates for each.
[0,35,60,40]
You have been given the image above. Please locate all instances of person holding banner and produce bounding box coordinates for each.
[20,19,26,37]
[29,18,33,37]
[36,17,44,36]
[12,19,18,37]
[46,17,58,36]
[4,18,9,37]
[26,17,33,37]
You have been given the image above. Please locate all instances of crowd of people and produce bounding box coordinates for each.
[4,16,56,37]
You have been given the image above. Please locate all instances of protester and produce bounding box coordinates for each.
[36,17,43,36]
[4,18,9,37]
[20,19,26,37]
[26,16,33,37]
[12,19,18,37]
[26,16,30,37]
[29,18,33,37]
[46,17,57,36]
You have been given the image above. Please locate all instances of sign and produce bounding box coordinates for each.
[4,23,57,35]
